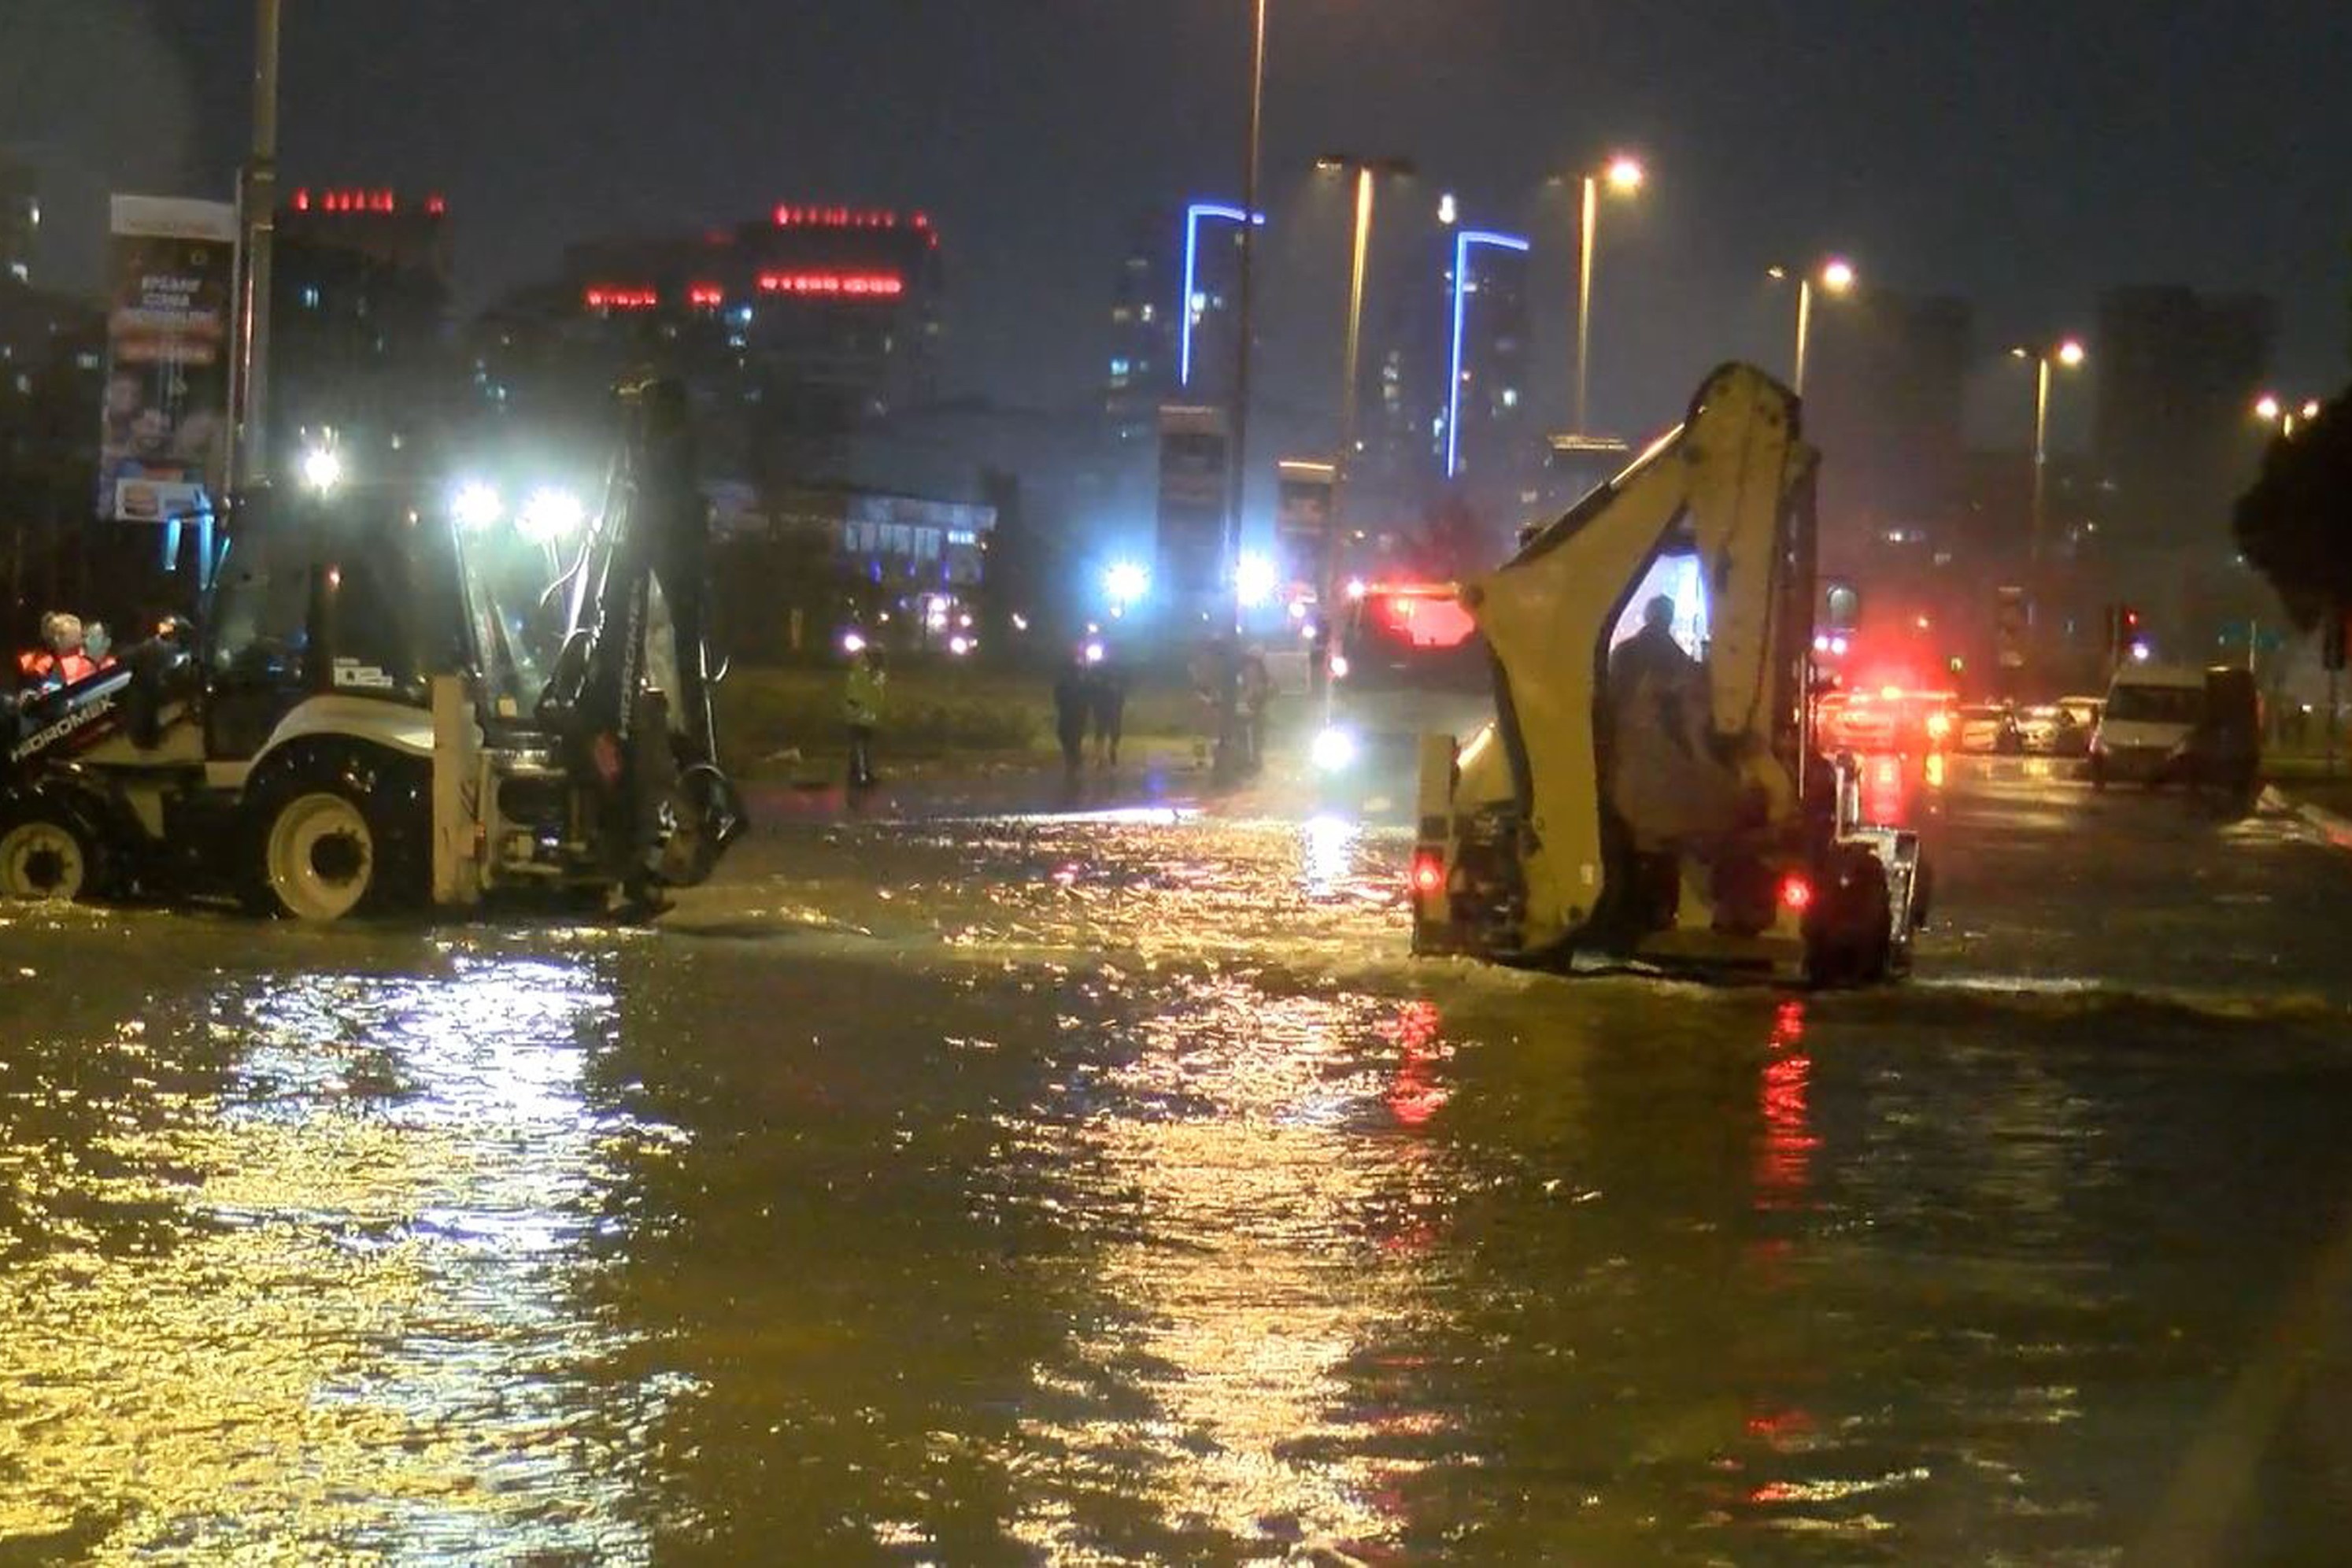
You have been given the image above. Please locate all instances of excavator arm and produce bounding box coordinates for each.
[530,375,743,901]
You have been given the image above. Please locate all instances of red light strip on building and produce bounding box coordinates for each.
[583,287,660,310]
[756,272,905,298]
[772,205,911,229]
[294,187,426,216]
[686,283,724,309]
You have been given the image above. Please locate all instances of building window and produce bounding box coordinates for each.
[301,286,321,309]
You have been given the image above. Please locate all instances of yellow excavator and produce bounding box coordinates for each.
[1407,362,1925,985]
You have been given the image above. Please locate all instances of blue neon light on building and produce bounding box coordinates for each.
[1445,227,1531,479]
[1179,201,1266,390]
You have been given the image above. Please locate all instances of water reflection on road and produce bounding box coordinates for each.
[4,767,2352,1560]
[0,936,661,1559]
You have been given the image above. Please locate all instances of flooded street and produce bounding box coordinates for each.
[7,762,2352,1562]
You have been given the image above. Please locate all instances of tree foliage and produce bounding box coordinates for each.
[2233,385,2352,630]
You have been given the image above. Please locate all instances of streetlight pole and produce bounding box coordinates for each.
[1313,155,1411,619]
[2014,338,2085,564]
[1223,0,1267,629]
[228,0,283,490]
[2031,353,2051,564]
[1571,156,1643,435]
[1792,276,1813,397]
[1776,257,1854,398]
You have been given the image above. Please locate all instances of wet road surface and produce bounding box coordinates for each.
[6,757,2352,1562]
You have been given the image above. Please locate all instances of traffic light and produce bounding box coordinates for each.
[2105,603,2142,662]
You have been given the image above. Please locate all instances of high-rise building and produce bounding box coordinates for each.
[1354,221,1537,523]
[1103,210,1175,447]
[271,186,458,464]
[0,153,35,286]
[531,204,946,485]
[1803,289,1971,560]
[2092,286,2276,550]
[1172,204,1254,409]
[1442,231,1535,505]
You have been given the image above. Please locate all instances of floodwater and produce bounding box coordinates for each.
[6,764,2352,1562]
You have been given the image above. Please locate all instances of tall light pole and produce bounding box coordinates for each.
[2011,337,2086,564]
[228,0,283,490]
[1446,228,1533,479]
[1223,0,1268,626]
[1313,155,1412,612]
[1770,257,1855,397]
[1566,154,1644,435]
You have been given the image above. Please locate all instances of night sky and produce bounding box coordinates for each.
[6,0,2350,456]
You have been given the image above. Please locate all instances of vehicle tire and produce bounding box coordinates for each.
[246,747,429,921]
[0,801,101,902]
[1805,847,1893,988]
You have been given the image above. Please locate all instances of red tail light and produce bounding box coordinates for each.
[1779,874,1814,912]
[1411,852,1445,897]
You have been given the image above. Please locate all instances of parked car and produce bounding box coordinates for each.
[1957,703,2020,754]
[2090,664,2208,786]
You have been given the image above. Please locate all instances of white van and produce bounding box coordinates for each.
[2090,664,2206,786]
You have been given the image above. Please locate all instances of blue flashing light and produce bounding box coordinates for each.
[1179,201,1266,390]
[1445,227,1531,479]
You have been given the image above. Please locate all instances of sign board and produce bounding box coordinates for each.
[1274,459,1334,590]
[1994,582,2029,670]
[1156,404,1229,612]
[98,195,237,524]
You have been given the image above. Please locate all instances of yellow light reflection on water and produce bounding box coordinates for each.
[0,955,670,1560]
[1011,979,1457,1557]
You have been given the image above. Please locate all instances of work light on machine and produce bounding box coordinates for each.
[517,486,586,544]
[299,447,343,492]
[452,481,504,531]
[1234,551,1278,609]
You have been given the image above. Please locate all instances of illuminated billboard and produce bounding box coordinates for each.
[98,194,236,525]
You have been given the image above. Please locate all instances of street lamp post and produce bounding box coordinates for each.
[1568,155,1644,436]
[1770,257,1855,397]
[228,0,283,490]
[2011,338,2086,564]
[1313,155,1413,618]
[1224,0,1268,627]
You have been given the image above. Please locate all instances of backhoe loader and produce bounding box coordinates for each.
[1407,363,1924,985]
[0,375,743,919]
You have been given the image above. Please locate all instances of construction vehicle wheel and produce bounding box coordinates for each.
[0,806,98,902]
[249,750,429,921]
[1805,848,1893,989]
[261,787,379,921]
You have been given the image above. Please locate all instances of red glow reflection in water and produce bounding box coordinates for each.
[1753,1000,1816,1208]
[1381,1000,1449,1128]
